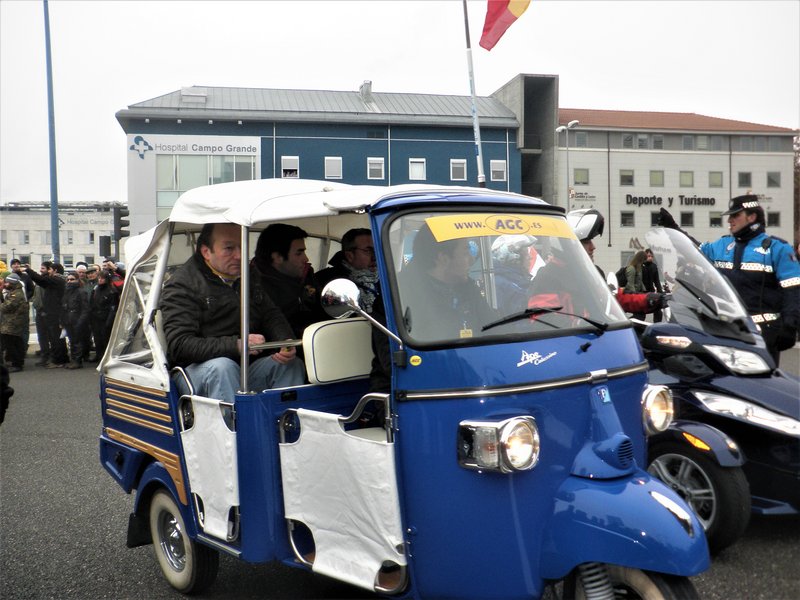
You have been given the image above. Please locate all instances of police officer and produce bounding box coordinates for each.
[660,194,800,365]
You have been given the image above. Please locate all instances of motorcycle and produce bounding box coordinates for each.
[629,227,800,554]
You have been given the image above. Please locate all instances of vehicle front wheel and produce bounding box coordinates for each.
[564,565,700,600]
[647,441,751,554]
[149,489,219,594]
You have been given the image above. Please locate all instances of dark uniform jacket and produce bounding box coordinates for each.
[161,254,294,368]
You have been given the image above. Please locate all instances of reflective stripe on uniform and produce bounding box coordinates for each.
[751,313,780,323]
[780,276,800,288]
[740,262,774,273]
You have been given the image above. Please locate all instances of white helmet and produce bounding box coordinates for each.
[567,209,604,242]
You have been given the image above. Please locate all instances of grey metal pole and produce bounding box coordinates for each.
[565,128,571,212]
[462,0,486,187]
[43,0,61,262]
[239,225,250,394]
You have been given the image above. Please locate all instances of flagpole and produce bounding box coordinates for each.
[462,0,486,187]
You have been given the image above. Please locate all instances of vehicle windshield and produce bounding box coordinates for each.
[386,209,628,346]
[644,227,753,338]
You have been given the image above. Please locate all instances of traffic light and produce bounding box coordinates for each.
[113,205,131,259]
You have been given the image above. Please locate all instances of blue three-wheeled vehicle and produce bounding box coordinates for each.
[99,180,709,599]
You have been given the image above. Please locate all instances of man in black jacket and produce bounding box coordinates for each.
[25,261,69,368]
[161,223,304,401]
[61,271,90,369]
[251,223,326,338]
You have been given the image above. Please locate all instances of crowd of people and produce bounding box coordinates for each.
[0,257,122,372]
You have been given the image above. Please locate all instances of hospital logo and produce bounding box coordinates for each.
[129,135,153,159]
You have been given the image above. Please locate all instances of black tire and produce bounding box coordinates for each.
[564,565,700,600]
[149,489,219,594]
[648,441,751,554]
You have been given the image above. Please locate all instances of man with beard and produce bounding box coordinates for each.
[89,269,119,361]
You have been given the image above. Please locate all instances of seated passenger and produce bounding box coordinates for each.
[315,228,380,315]
[400,225,493,342]
[490,234,536,315]
[161,223,304,401]
[251,224,327,339]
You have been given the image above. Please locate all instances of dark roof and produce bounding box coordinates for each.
[558,108,797,134]
[117,85,519,128]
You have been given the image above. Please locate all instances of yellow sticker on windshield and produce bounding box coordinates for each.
[425,214,575,242]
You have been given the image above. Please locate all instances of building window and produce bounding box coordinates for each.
[575,132,588,148]
[650,170,664,187]
[490,160,507,182]
[621,212,635,227]
[754,137,767,152]
[682,136,694,151]
[450,159,467,181]
[65,230,73,244]
[22,230,31,244]
[696,135,708,151]
[767,212,781,227]
[0,230,6,244]
[709,171,723,188]
[738,172,751,188]
[650,212,661,226]
[620,170,634,186]
[574,168,589,185]
[324,157,343,179]
[211,155,255,184]
[680,213,694,227]
[652,135,664,149]
[409,158,426,181]
[281,156,299,178]
[739,136,753,151]
[637,134,649,149]
[710,136,723,151]
[768,137,781,152]
[85,255,95,265]
[367,157,384,180]
[767,172,781,188]
[62,255,73,268]
[88,232,95,244]
[622,134,634,149]
[709,212,723,227]
[679,171,694,187]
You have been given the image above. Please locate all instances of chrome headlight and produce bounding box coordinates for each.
[704,344,771,374]
[642,385,674,434]
[694,391,800,437]
[458,416,540,473]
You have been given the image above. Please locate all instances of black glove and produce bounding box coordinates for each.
[646,293,668,310]
[658,208,679,230]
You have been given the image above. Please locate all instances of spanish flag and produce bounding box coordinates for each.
[479,0,531,50]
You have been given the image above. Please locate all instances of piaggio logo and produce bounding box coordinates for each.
[129,135,153,159]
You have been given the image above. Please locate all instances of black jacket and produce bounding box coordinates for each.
[60,284,89,331]
[90,282,119,327]
[642,261,663,293]
[251,263,326,338]
[161,254,294,368]
[26,269,65,319]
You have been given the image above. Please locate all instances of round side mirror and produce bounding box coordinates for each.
[320,278,361,319]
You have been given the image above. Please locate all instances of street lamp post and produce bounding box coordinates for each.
[556,120,580,212]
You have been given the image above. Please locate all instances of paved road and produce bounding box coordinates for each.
[1,356,798,600]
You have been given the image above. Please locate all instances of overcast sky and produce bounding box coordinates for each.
[1,0,798,205]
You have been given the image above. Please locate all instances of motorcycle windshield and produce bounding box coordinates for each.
[386,209,629,347]
[644,227,753,339]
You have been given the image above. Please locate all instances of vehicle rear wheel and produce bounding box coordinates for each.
[648,441,751,554]
[564,565,700,600]
[149,489,219,594]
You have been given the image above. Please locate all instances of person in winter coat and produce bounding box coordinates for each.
[60,271,90,369]
[25,262,69,367]
[160,223,304,402]
[251,223,327,339]
[0,273,30,371]
[642,249,664,322]
[315,228,380,314]
[89,270,119,361]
